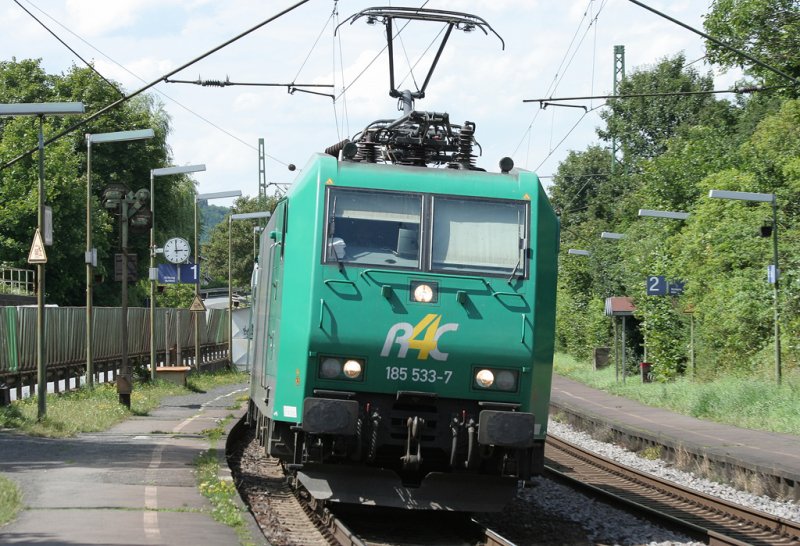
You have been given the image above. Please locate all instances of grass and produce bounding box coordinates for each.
[553,353,800,435]
[0,475,22,526]
[0,369,248,438]
[195,449,254,546]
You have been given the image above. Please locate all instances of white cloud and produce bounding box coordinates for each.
[64,0,162,36]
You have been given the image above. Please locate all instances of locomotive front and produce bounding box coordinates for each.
[288,156,559,511]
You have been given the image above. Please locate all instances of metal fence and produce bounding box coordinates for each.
[0,267,35,296]
[0,306,230,390]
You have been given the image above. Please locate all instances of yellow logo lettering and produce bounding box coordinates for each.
[381,314,459,361]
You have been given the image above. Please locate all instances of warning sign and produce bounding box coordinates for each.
[28,229,47,264]
[189,294,206,313]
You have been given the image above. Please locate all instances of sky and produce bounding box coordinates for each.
[0,0,743,203]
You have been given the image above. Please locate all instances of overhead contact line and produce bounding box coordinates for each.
[1,0,312,172]
[627,0,800,88]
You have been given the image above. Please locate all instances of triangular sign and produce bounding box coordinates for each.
[189,294,206,313]
[28,228,47,264]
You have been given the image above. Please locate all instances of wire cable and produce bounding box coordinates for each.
[18,0,293,162]
[535,104,604,172]
[12,0,124,98]
[511,0,607,162]
[2,0,311,171]
[292,9,335,85]
[396,23,447,91]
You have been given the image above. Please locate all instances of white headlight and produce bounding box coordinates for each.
[475,369,494,388]
[343,359,363,379]
[320,358,342,379]
[413,283,434,303]
[495,370,517,391]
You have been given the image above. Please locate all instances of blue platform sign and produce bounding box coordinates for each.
[158,264,177,284]
[668,280,686,295]
[646,275,667,296]
[158,263,199,284]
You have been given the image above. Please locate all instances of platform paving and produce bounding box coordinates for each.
[0,383,266,545]
[550,374,800,500]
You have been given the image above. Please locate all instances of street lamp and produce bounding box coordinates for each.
[708,189,782,385]
[85,129,154,388]
[598,231,628,382]
[567,249,592,256]
[638,207,694,375]
[194,190,242,369]
[229,212,271,368]
[149,164,206,381]
[638,209,690,220]
[0,102,85,420]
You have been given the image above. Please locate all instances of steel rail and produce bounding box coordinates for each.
[545,434,800,545]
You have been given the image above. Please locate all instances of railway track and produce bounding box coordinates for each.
[545,435,800,545]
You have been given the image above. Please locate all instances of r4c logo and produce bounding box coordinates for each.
[381,314,459,361]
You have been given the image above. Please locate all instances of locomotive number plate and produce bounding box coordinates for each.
[385,366,452,384]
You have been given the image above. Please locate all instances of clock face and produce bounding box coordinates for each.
[163,237,191,264]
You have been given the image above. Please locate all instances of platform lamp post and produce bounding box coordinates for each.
[194,190,242,370]
[0,102,85,420]
[85,129,154,388]
[228,212,271,368]
[708,189,782,385]
[638,208,692,375]
[599,231,628,382]
[149,164,206,381]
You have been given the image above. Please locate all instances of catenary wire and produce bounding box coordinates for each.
[17,0,297,164]
[16,0,268,157]
[292,8,335,85]
[12,0,123,98]
[511,0,607,162]
[2,0,311,171]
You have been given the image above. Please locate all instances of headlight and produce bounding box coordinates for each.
[410,281,438,303]
[319,356,365,380]
[343,359,363,379]
[495,370,518,391]
[320,358,342,379]
[475,369,494,388]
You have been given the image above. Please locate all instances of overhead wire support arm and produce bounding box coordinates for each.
[523,85,785,105]
[163,77,335,100]
[163,77,333,89]
[540,102,588,112]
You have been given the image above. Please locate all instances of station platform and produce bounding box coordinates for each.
[550,375,800,501]
[0,383,265,545]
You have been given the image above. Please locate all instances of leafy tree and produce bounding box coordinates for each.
[199,203,230,244]
[598,54,734,163]
[203,196,278,290]
[704,0,800,90]
[0,59,195,306]
[549,146,615,228]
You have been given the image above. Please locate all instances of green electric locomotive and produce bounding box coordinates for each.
[248,8,559,511]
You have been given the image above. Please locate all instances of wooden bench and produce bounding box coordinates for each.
[154,366,192,386]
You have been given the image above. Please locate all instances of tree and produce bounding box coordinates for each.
[0,59,195,306]
[203,196,278,290]
[549,146,614,229]
[598,54,734,163]
[704,0,800,90]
